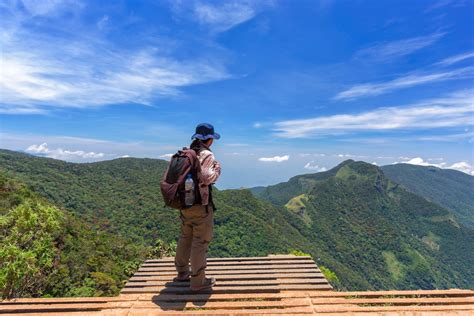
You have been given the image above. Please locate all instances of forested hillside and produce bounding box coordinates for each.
[1,149,473,297]
[0,172,148,298]
[251,160,474,290]
[0,149,313,257]
[0,150,172,244]
[382,163,474,229]
[250,160,350,205]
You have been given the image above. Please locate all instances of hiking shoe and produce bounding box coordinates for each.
[173,271,191,282]
[190,277,216,292]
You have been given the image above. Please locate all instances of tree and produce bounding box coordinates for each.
[0,201,63,299]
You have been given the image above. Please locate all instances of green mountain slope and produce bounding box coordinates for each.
[1,149,472,293]
[249,159,351,204]
[251,160,473,290]
[381,163,474,229]
[0,149,314,271]
[0,149,172,244]
[0,172,147,298]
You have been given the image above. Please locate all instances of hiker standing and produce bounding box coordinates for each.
[171,123,221,291]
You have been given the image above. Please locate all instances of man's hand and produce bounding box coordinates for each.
[213,161,221,173]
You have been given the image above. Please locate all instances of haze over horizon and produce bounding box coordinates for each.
[1,0,473,188]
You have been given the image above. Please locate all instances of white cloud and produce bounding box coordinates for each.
[1,132,182,162]
[1,48,229,112]
[449,162,474,176]
[403,157,441,167]
[194,1,256,32]
[258,155,289,162]
[274,90,474,138]
[334,153,369,159]
[416,131,474,142]
[253,122,262,128]
[355,33,444,61]
[227,152,249,156]
[425,0,456,12]
[53,149,105,159]
[0,104,48,114]
[26,142,50,154]
[9,0,78,17]
[396,157,474,176]
[334,67,474,100]
[0,1,229,113]
[25,143,105,160]
[97,15,109,29]
[436,52,474,66]
[159,153,174,160]
[169,0,274,34]
[304,161,327,171]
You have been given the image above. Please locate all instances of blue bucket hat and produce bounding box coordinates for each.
[191,123,221,140]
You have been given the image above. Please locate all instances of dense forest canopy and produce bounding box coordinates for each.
[0,173,149,298]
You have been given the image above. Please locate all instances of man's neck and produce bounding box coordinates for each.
[191,139,212,152]
[201,142,211,151]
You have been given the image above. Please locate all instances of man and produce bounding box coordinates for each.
[173,123,221,291]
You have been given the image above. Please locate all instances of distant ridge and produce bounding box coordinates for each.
[249,159,353,205]
[382,163,474,229]
[250,159,474,290]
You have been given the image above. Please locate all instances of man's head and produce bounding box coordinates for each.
[191,123,220,147]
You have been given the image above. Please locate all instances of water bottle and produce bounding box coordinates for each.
[184,173,195,206]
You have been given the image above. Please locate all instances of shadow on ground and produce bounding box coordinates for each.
[151,281,213,311]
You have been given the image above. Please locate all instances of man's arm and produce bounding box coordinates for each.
[198,150,221,185]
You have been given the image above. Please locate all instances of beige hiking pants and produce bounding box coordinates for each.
[174,204,214,287]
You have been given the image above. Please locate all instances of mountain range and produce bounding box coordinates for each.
[1,149,472,298]
[381,163,474,229]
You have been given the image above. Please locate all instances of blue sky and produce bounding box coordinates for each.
[1,0,473,188]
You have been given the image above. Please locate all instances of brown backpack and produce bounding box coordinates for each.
[160,147,201,209]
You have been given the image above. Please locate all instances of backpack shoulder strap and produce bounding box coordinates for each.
[182,148,201,174]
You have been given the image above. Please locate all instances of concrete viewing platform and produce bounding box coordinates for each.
[1,255,473,315]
